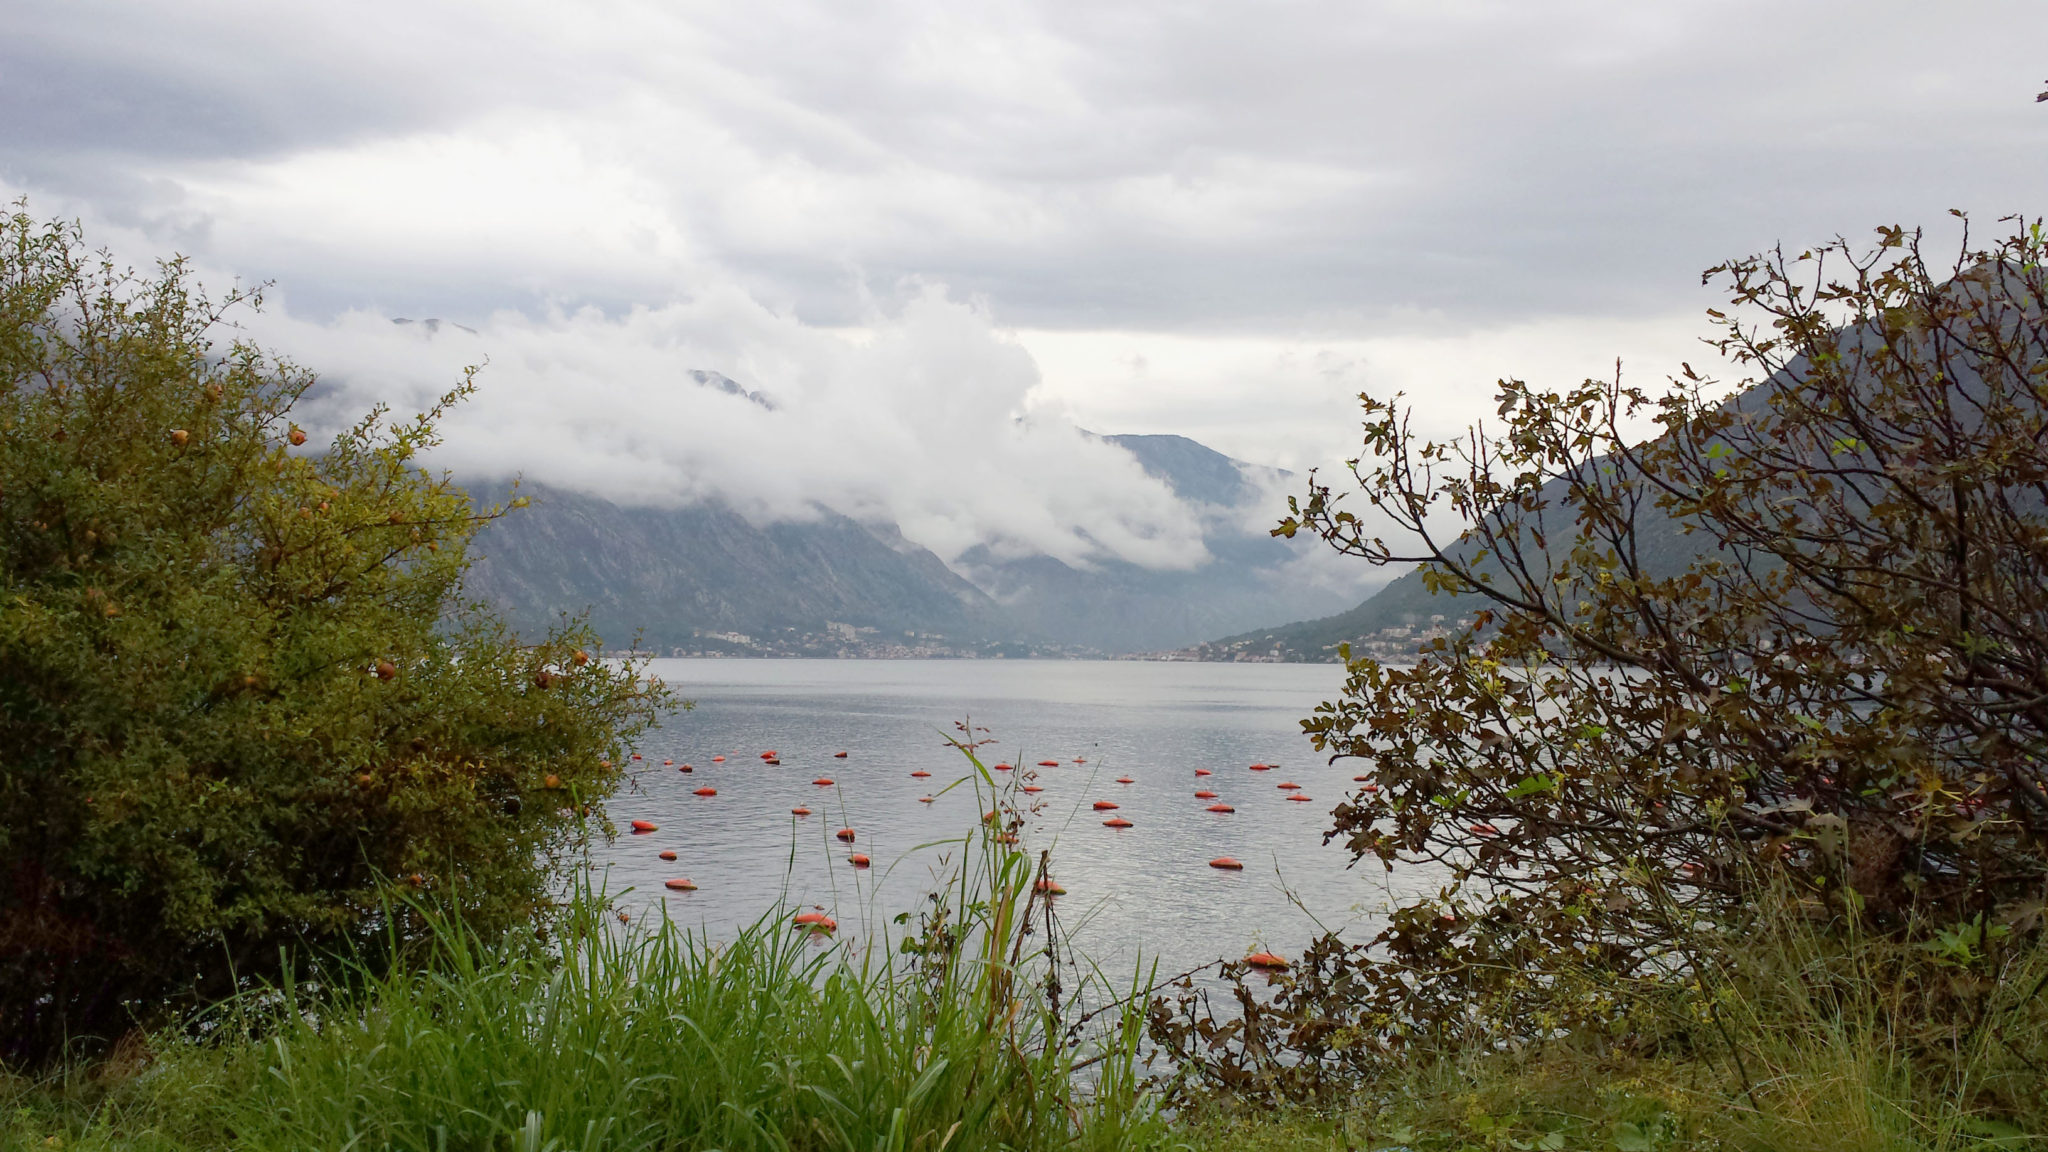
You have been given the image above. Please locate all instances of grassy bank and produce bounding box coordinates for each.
[9,833,2045,1151]
[14,921,2045,1152]
[4,907,1154,1150]
[1171,894,2048,1152]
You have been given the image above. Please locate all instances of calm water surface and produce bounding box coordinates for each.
[600,659,1442,978]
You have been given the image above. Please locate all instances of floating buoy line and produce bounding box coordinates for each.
[628,743,1345,925]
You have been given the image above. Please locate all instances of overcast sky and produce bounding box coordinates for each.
[6,1,2045,568]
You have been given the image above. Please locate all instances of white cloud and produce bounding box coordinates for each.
[256,285,1211,572]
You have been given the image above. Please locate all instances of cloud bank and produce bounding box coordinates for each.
[260,289,1212,572]
[4,0,2043,575]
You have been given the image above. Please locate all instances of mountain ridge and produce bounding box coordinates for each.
[459,431,1367,655]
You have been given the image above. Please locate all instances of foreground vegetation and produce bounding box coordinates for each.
[5,881,2043,1151]
[1,798,1166,1152]
[0,205,670,1061]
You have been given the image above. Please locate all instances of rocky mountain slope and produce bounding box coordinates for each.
[460,433,1362,656]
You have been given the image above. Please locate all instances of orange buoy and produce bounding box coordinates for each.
[1037,760,1059,767]
[1194,769,1212,776]
[793,911,837,932]
[993,762,1013,770]
[1359,783,1380,793]
[1073,757,1086,763]
[630,820,658,833]
[1206,803,1236,813]
[1022,785,1043,793]
[1277,781,1301,790]
[849,853,871,868]
[1116,777,1134,784]
[910,770,931,778]
[664,878,698,891]
[1470,822,1500,836]
[679,764,693,772]
[1195,790,1218,799]
[1286,795,1313,802]
[791,806,811,816]
[918,795,935,804]
[995,833,1018,845]
[712,755,726,762]
[1244,951,1289,969]
[1209,857,1244,870]
[658,850,678,861]
[693,787,717,796]
[1034,879,1066,895]
[1249,763,1271,771]
[760,751,778,759]
[1092,801,1119,810]
[1102,817,1133,828]
[793,910,830,925]
[984,810,1000,823]
[1351,775,1371,782]
[835,828,856,842]
[663,759,673,766]
[766,759,782,766]
[813,778,835,786]
[631,754,642,761]
[834,751,848,758]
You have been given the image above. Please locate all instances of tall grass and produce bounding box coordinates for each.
[3,789,1168,1152]
[1170,881,2048,1152]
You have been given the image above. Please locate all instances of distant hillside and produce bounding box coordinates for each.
[1190,416,1714,663]
[950,433,1360,651]
[459,431,1366,656]
[462,483,1020,657]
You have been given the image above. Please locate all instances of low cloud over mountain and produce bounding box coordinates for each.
[266,289,1224,576]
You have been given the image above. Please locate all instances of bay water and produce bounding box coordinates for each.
[600,658,1443,981]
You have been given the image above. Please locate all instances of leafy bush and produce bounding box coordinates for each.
[0,207,669,1062]
[1153,215,2048,1101]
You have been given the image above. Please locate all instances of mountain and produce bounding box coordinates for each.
[950,433,1360,651]
[461,483,1024,657]
[1193,356,1832,663]
[458,432,1365,656]
[1192,452,1718,662]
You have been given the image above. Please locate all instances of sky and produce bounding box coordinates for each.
[5,0,2045,571]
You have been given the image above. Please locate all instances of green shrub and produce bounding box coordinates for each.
[0,206,669,1063]
[1154,215,2048,1106]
